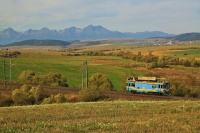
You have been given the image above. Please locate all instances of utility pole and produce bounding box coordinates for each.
[3,60,6,89]
[10,59,12,82]
[82,61,88,89]
[82,63,84,89]
[85,61,88,89]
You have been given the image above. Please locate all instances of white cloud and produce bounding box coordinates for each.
[0,0,200,34]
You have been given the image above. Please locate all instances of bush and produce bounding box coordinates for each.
[30,86,45,103]
[0,92,13,107]
[78,87,101,102]
[12,85,44,105]
[39,73,68,87]
[42,95,55,104]
[67,94,78,102]
[17,70,68,87]
[88,73,114,92]
[17,70,36,85]
[54,94,66,103]
[78,73,113,102]
[42,94,66,104]
[188,86,200,98]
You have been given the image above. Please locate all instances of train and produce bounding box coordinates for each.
[126,76,170,95]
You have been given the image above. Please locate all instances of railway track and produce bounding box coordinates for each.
[0,82,198,101]
[104,91,190,101]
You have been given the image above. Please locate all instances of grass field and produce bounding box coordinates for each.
[167,49,200,59]
[0,101,199,132]
[0,44,200,132]
[0,50,144,89]
[1,44,200,89]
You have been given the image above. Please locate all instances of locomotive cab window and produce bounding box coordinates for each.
[163,85,166,89]
[152,85,156,88]
[131,83,135,87]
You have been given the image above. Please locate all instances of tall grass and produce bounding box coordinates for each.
[0,101,199,132]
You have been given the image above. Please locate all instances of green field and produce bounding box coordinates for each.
[168,49,200,58]
[0,51,144,89]
[0,101,199,132]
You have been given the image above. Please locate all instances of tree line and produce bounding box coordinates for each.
[118,51,200,68]
[83,50,200,68]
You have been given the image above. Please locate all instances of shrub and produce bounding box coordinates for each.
[42,94,66,104]
[17,70,36,85]
[88,73,114,92]
[54,94,66,103]
[78,73,113,102]
[12,85,44,105]
[17,70,68,87]
[30,86,45,103]
[67,94,78,102]
[39,73,68,87]
[188,86,200,98]
[78,86,101,102]
[170,81,191,97]
[0,92,13,107]
[42,95,55,104]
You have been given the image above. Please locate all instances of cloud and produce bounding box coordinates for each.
[0,0,200,34]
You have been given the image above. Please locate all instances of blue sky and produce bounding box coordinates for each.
[0,0,200,34]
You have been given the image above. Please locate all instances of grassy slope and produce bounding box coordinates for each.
[0,101,199,132]
[167,49,200,59]
[0,51,145,89]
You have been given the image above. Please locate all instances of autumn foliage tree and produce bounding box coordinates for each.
[12,85,45,105]
[17,70,68,87]
[79,73,114,101]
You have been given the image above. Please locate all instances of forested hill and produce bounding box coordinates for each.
[173,33,200,41]
[6,39,73,46]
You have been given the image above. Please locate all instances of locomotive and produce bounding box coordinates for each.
[126,76,170,95]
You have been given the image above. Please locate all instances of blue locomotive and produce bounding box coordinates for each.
[126,76,170,95]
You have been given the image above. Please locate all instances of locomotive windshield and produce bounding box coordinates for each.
[163,82,169,89]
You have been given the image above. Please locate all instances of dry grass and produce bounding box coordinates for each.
[0,101,199,132]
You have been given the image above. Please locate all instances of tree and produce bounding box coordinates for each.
[39,73,68,87]
[17,70,36,85]
[42,94,66,104]
[88,73,114,92]
[79,73,114,101]
[30,86,45,103]
[12,85,44,105]
[17,70,68,87]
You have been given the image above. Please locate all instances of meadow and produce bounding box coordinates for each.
[0,44,200,90]
[0,43,200,132]
[0,49,144,89]
[1,44,200,89]
[0,101,200,132]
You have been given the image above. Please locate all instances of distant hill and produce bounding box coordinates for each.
[6,39,72,46]
[172,33,200,41]
[0,25,175,45]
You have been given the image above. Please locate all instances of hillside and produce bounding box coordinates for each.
[173,32,200,41]
[6,39,73,46]
[0,25,174,45]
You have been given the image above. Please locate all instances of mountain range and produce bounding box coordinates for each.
[0,25,175,45]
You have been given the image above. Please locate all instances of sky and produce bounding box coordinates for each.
[0,0,200,34]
